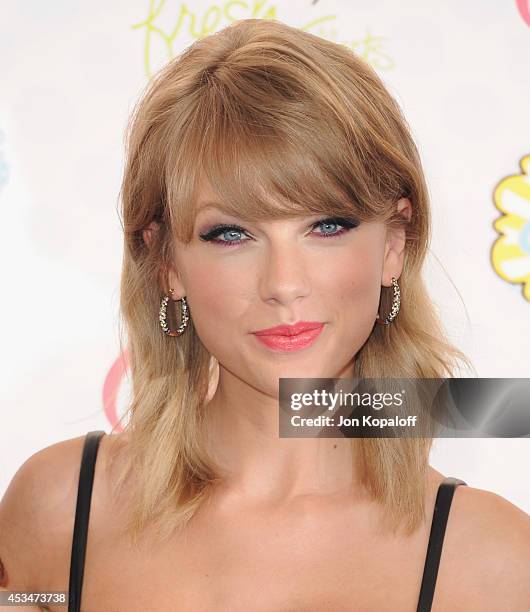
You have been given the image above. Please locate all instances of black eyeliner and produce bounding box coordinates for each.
[325,217,359,228]
[198,216,360,242]
[199,224,245,241]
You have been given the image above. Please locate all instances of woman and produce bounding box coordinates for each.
[1,18,529,612]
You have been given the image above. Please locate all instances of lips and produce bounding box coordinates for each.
[252,321,324,336]
[252,324,324,352]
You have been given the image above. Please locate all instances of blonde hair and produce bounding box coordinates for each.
[112,18,474,544]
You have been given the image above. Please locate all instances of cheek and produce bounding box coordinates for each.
[316,240,383,306]
[183,257,247,342]
[315,237,384,349]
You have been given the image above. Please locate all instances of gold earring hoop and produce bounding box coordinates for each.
[376,276,401,325]
[159,289,190,336]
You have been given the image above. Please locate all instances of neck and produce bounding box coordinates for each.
[203,363,363,505]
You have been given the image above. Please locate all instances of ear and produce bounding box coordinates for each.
[142,220,160,249]
[381,198,411,286]
[142,221,186,299]
[165,264,186,300]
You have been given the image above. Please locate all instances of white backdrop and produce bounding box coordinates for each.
[1,1,529,512]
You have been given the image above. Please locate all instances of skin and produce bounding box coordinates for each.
[0,178,529,610]
[165,177,410,501]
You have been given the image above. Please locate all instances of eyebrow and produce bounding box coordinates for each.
[195,201,231,214]
[194,202,327,224]
[195,201,255,222]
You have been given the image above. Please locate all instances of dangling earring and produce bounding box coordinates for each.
[159,289,190,336]
[376,276,401,325]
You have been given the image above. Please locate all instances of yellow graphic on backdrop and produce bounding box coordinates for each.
[491,155,530,302]
[132,0,394,78]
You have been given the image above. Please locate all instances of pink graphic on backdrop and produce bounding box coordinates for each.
[102,348,130,432]
[517,0,530,25]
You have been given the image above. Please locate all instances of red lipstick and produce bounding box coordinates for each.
[251,321,325,352]
[253,321,323,336]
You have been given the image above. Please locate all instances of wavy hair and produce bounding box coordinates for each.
[111,18,474,545]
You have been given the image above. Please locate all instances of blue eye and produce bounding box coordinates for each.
[199,217,359,247]
[313,218,357,238]
[199,224,248,245]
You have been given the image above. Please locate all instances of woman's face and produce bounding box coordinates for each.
[165,178,410,398]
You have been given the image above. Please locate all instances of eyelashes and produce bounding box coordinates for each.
[198,216,360,247]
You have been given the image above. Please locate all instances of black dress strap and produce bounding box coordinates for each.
[416,476,468,612]
[68,430,106,612]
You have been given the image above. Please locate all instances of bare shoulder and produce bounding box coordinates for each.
[0,433,103,590]
[447,483,530,610]
[453,483,530,554]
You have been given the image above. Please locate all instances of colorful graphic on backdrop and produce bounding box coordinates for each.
[491,154,530,302]
[102,348,130,432]
[516,0,530,26]
[132,0,394,78]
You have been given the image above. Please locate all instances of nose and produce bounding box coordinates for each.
[257,241,312,306]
